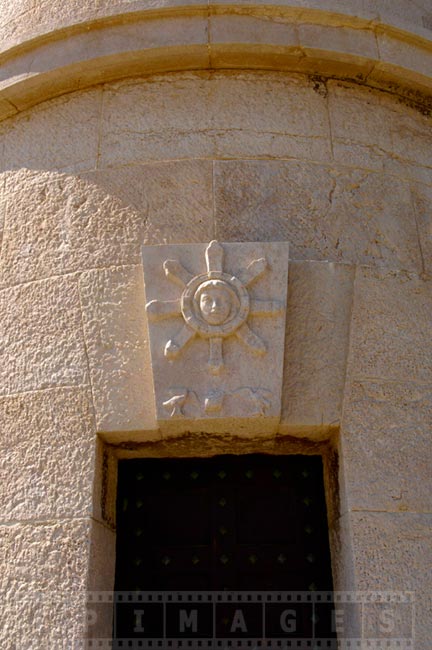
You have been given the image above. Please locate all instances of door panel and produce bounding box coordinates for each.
[114,454,333,592]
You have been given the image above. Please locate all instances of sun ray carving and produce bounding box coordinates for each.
[146,240,283,373]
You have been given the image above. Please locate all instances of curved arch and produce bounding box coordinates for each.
[0,5,431,120]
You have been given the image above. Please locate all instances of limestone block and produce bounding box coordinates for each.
[371,0,432,37]
[99,72,331,166]
[280,260,354,435]
[0,387,97,520]
[79,264,159,438]
[0,518,92,649]
[327,81,432,183]
[370,31,432,98]
[99,75,211,165]
[347,267,432,382]
[80,160,214,245]
[209,14,303,72]
[298,22,378,69]
[348,511,432,649]
[0,97,17,121]
[214,160,422,272]
[0,275,89,396]
[0,170,143,287]
[0,0,430,51]
[0,0,100,47]
[209,72,331,162]
[142,240,289,436]
[411,181,432,275]
[341,380,432,512]
[87,520,116,641]
[0,89,101,173]
[0,174,5,252]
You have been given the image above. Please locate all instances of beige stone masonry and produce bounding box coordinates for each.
[341,380,432,513]
[280,260,354,437]
[346,267,432,383]
[0,89,101,173]
[0,17,430,643]
[0,387,96,521]
[0,518,94,648]
[80,161,214,246]
[347,512,432,648]
[78,264,158,439]
[99,73,331,166]
[0,170,143,287]
[214,159,423,273]
[327,81,432,184]
[0,275,89,396]
[411,181,432,275]
[0,3,432,119]
[2,0,432,50]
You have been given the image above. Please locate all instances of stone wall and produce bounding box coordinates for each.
[0,1,431,648]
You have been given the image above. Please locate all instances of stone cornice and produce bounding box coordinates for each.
[0,4,431,120]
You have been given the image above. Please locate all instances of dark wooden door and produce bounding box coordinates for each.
[114,454,333,592]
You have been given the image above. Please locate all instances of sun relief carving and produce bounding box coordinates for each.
[146,240,283,374]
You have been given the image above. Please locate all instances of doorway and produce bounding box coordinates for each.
[113,453,335,643]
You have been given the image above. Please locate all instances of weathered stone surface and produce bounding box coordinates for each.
[341,380,432,512]
[0,170,144,287]
[0,89,101,173]
[80,160,214,245]
[327,80,432,183]
[214,160,422,272]
[1,0,430,51]
[298,22,378,64]
[347,267,432,382]
[280,260,354,435]
[0,518,91,649]
[0,387,96,520]
[87,520,116,640]
[0,174,5,254]
[0,275,89,396]
[348,511,432,648]
[99,72,331,166]
[143,241,289,436]
[411,181,432,275]
[79,264,159,437]
[373,30,432,91]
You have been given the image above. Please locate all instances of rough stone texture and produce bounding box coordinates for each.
[0,89,101,173]
[348,512,432,649]
[87,520,116,640]
[280,261,354,435]
[0,1,431,120]
[347,267,432,383]
[341,380,432,513]
[79,264,159,437]
[99,72,331,166]
[0,387,96,520]
[327,81,432,185]
[214,160,423,272]
[0,48,430,649]
[411,181,432,276]
[298,22,379,63]
[0,275,89,396]
[1,0,431,48]
[0,170,143,287]
[0,519,92,649]
[143,241,289,436]
[80,160,214,246]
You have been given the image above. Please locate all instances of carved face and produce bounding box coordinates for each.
[196,281,234,325]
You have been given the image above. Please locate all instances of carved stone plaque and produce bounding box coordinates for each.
[142,241,289,434]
